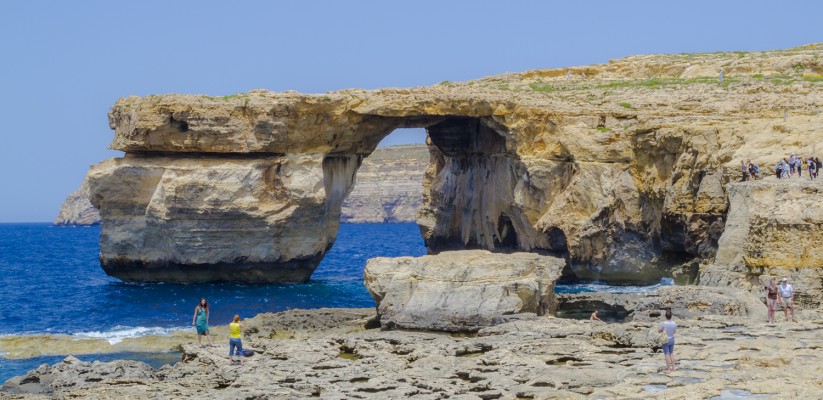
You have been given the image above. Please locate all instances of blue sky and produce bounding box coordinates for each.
[0,1,820,222]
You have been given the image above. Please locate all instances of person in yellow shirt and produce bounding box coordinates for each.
[228,314,243,364]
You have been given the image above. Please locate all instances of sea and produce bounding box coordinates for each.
[0,222,670,382]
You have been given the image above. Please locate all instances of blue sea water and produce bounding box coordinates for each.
[0,222,427,381]
[0,223,427,337]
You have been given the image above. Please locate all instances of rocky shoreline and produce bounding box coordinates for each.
[3,301,823,399]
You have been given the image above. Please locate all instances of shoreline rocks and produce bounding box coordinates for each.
[6,305,823,399]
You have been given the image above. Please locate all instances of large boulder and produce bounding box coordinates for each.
[364,250,565,331]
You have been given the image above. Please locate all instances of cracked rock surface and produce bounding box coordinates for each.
[5,302,823,399]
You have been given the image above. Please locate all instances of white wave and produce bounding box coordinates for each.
[72,326,188,345]
[557,277,674,295]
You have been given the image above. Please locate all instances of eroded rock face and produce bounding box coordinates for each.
[364,250,565,331]
[56,144,429,226]
[88,154,359,283]
[700,178,823,306]
[89,44,823,283]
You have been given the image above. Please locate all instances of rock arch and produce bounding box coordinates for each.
[88,80,800,284]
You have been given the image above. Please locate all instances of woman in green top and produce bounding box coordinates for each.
[192,298,213,347]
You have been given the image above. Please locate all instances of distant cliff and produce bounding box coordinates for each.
[55,144,429,226]
[341,145,429,223]
[54,179,100,225]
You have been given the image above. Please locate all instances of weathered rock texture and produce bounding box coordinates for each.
[57,144,428,226]
[88,44,823,283]
[53,178,99,226]
[7,306,823,399]
[2,356,155,396]
[700,178,823,307]
[364,250,565,331]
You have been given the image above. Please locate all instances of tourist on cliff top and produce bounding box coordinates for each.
[816,157,822,179]
[781,159,790,179]
[775,162,783,179]
[765,279,779,323]
[808,157,818,180]
[659,310,677,373]
[192,298,213,347]
[741,160,749,181]
[229,314,244,364]
[789,154,798,176]
[590,310,602,321]
[747,161,759,180]
[778,278,797,322]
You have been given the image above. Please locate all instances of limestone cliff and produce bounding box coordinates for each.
[340,144,428,223]
[87,44,823,283]
[54,178,100,226]
[700,177,823,307]
[57,145,428,226]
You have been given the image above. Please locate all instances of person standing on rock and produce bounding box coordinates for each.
[192,298,213,347]
[741,160,749,181]
[658,310,677,373]
[778,278,797,322]
[765,279,779,323]
[229,314,244,364]
[781,159,790,179]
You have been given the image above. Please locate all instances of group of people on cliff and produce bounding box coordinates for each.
[193,298,247,364]
[775,155,820,180]
[741,155,820,181]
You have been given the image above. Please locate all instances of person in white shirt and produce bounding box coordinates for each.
[778,278,797,322]
[658,310,677,373]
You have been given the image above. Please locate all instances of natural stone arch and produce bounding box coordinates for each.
[90,83,785,285]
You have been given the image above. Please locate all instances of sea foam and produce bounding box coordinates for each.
[72,326,188,345]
